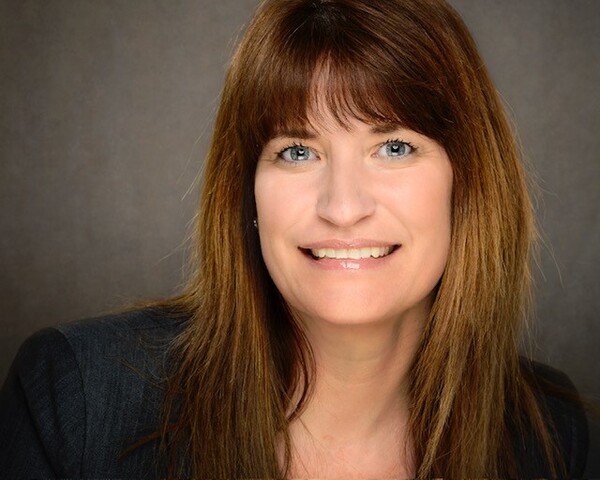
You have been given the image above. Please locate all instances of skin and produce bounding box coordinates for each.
[255,110,453,478]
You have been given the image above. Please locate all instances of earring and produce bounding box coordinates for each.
[253,218,258,229]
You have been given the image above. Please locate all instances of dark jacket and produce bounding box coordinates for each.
[0,309,589,478]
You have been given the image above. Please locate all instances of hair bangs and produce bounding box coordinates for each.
[237,1,456,150]
[251,48,446,145]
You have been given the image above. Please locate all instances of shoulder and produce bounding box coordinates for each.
[0,308,188,478]
[53,307,187,374]
[16,308,187,399]
[55,306,187,346]
[518,358,589,477]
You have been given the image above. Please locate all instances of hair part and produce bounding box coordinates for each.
[158,0,563,477]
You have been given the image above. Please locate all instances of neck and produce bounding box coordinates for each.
[301,311,422,436]
[286,306,426,477]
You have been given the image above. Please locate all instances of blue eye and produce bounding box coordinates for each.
[278,144,315,162]
[377,140,414,159]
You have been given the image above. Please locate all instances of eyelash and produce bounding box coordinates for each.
[277,142,303,155]
[379,138,417,157]
[275,138,418,163]
[276,142,316,163]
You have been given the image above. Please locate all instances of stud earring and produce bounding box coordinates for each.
[253,218,258,229]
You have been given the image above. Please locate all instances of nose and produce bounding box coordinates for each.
[316,161,376,227]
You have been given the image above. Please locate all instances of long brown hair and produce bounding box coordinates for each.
[158,0,562,477]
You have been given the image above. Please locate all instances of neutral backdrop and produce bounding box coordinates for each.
[1,0,598,474]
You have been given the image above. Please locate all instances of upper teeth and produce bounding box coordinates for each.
[310,246,393,259]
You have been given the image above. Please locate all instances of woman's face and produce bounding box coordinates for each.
[254,112,453,328]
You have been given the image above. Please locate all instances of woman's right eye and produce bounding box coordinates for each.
[277,144,316,162]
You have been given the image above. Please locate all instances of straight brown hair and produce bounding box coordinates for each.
[157,0,563,477]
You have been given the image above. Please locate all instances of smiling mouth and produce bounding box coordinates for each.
[301,245,400,260]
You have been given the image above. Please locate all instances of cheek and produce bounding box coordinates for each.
[397,169,453,300]
[414,180,452,233]
[396,164,453,286]
[392,166,453,235]
[254,165,316,234]
[254,174,278,262]
[254,169,309,304]
[254,168,304,268]
[255,171,293,235]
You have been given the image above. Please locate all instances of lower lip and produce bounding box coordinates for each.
[302,248,399,271]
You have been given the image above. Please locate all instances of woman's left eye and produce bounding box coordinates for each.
[376,140,414,159]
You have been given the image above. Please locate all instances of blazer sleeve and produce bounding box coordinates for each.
[0,328,86,478]
[536,363,590,477]
[519,360,590,477]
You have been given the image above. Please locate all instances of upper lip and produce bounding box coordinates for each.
[300,239,399,249]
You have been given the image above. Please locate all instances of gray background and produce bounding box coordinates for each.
[1,0,598,473]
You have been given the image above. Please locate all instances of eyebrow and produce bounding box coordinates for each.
[369,124,403,135]
[273,123,402,140]
[273,127,318,140]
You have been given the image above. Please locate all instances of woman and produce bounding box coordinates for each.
[0,0,589,478]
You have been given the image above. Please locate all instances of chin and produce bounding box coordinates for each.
[289,291,434,330]
[296,304,405,328]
